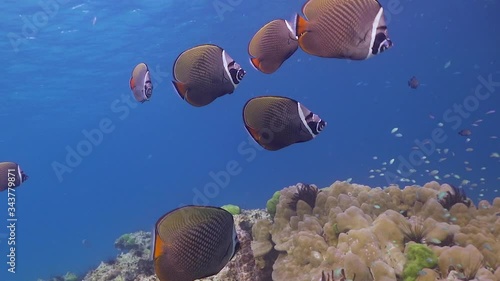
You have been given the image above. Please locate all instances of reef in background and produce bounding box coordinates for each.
[255,181,500,281]
[41,181,500,281]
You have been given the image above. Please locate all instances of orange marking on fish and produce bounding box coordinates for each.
[172,81,188,99]
[250,57,261,71]
[153,233,167,259]
[130,77,135,90]
[247,126,261,142]
[295,14,309,37]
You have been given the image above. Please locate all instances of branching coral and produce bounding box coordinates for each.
[114,233,139,251]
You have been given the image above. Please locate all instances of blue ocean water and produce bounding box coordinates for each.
[0,0,498,280]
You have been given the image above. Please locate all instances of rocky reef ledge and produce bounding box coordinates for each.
[45,181,500,281]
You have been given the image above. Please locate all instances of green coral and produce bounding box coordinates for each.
[333,223,340,235]
[403,243,438,281]
[63,272,78,281]
[114,233,139,251]
[221,204,241,215]
[266,191,281,217]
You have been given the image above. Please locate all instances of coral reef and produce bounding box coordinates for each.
[266,191,280,218]
[402,243,437,281]
[83,231,154,281]
[288,183,320,211]
[221,204,241,215]
[201,209,273,281]
[64,272,79,281]
[42,272,80,281]
[114,232,146,252]
[437,184,472,210]
[43,181,500,281]
[253,181,500,281]
[51,210,270,281]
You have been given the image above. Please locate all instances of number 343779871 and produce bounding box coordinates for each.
[7,169,18,188]
[7,169,16,210]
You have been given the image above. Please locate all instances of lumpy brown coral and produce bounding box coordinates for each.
[252,181,500,281]
[438,245,484,280]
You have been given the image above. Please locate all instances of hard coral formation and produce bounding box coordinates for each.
[437,245,484,280]
[84,231,153,281]
[255,181,500,281]
[47,181,500,281]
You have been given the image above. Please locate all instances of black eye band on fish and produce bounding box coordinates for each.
[230,69,241,84]
[307,122,319,135]
[379,41,391,52]
[372,33,390,55]
[144,80,153,97]
[130,63,154,103]
[305,112,314,122]
[237,69,245,79]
